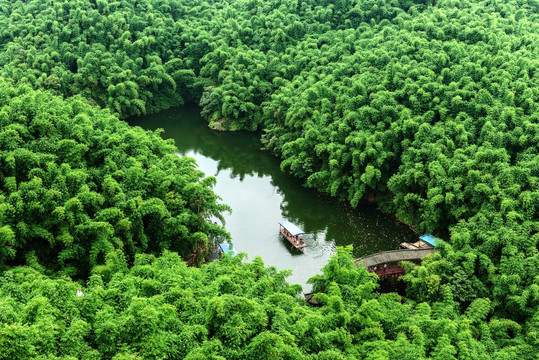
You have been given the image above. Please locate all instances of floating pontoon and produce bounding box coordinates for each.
[400,233,438,249]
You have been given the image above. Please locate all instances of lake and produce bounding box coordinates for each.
[130,106,418,289]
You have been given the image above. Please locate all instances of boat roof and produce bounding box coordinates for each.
[419,234,438,247]
[219,242,236,256]
[279,220,305,236]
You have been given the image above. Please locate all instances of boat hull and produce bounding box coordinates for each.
[280,228,307,249]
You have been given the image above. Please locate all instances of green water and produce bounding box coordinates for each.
[130,106,418,289]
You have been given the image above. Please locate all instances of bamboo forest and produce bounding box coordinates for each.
[0,0,537,358]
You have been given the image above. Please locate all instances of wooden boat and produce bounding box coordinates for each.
[279,220,307,249]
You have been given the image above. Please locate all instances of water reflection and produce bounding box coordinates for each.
[130,106,418,289]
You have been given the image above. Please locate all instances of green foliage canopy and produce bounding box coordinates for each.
[0,79,229,277]
[3,248,531,359]
[0,0,537,357]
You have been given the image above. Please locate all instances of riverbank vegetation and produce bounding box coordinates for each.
[4,247,531,359]
[0,79,230,277]
[0,0,537,358]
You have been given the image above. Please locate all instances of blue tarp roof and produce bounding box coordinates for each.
[219,242,231,252]
[219,242,236,257]
[419,234,438,247]
[279,220,305,236]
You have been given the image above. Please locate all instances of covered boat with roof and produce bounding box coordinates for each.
[218,241,237,257]
[279,220,307,249]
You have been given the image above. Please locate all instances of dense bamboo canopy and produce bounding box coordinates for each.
[0,0,537,358]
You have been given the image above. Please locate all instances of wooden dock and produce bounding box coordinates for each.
[400,241,433,249]
[400,234,438,249]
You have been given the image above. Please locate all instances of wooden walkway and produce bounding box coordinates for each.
[355,248,436,269]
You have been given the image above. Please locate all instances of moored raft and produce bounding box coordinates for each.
[400,233,439,249]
